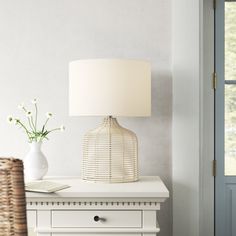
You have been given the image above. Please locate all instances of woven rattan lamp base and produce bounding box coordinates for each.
[82,116,138,183]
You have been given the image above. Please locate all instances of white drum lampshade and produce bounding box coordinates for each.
[69,59,151,183]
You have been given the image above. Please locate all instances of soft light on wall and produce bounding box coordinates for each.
[0,1,171,235]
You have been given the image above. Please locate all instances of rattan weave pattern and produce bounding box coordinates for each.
[0,158,28,236]
[82,116,138,183]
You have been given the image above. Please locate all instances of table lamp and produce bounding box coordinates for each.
[69,59,151,183]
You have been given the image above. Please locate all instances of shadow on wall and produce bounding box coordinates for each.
[152,70,172,236]
[122,69,172,236]
[172,180,194,235]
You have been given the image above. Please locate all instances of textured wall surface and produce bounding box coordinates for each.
[0,1,172,235]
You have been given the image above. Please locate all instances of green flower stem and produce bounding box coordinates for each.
[47,127,60,133]
[39,135,48,142]
[22,107,34,132]
[30,116,36,132]
[42,118,49,132]
[12,101,64,143]
[35,104,38,130]
[27,117,34,131]
[18,121,31,139]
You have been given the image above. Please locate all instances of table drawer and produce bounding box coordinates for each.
[52,234,141,236]
[52,210,142,228]
[27,211,37,236]
[27,210,37,228]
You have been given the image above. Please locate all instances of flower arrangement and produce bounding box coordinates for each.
[7,98,65,143]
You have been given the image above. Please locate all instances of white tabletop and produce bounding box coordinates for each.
[26,176,169,199]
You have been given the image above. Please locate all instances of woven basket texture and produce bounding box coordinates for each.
[0,158,28,236]
[82,117,138,183]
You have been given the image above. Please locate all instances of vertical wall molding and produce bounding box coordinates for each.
[172,0,214,235]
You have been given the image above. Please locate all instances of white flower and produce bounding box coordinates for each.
[26,111,32,117]
[7,116,13,124]
[46,112,52,118]
[60,125,65,132]
[31,98,37,104]
[18,103,25,110]
[14,118,20,125]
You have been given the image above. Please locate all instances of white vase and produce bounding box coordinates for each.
[24,141,48,180]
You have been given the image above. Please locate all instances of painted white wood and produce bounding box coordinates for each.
[143,211,157,228]
[172,1,200,233]
[52,210,142,228]
[26,176,169,199]
[27,210,37,228]
[26,176,168,235]
[37,211,51,236]
[199,0,215,236]
[36,228,160,233]
[143,211,158,236]
[52,234,141,236]
[27,210,37,236]
[27,201,161,211]
[172,0,214,236]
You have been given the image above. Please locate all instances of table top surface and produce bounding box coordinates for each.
[26,176,169,199]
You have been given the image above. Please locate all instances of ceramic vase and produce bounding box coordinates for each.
[24,141,48,180]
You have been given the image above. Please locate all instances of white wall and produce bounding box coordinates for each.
[0,1,172,235]
[172,0,214,236]
[172,2,200,235]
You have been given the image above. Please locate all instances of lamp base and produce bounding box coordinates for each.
[82,116,138,183]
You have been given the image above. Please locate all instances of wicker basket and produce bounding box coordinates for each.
[0,158,28,236]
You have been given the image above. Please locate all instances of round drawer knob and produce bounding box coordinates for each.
[94,215,100,222]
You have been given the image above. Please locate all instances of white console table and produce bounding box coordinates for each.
[26,176,169,236]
